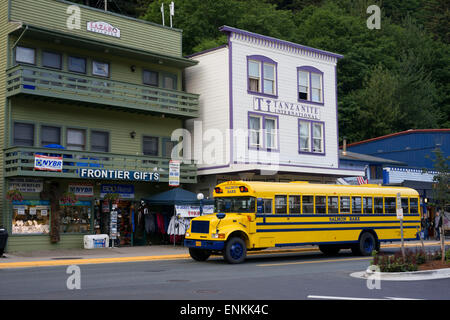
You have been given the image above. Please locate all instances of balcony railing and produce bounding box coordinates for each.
[5,146,196,184]
[6,65,199,118]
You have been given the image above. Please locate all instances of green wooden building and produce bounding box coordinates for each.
[0,0,199,251]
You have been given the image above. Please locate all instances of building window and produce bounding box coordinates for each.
[249,115,262,148]
[13,122,34,146]
[143,136,159,156]
[91,130,109,153]
[143,70,159,87]
[15,46,35,65]
[162,73,177,90]
[41,125,61,146]
[298,120,324,154]
[162,138,176,158]
[66,128,86,151]
[68,56,86,74]
[297,66,323,104]
[247,55,277,97]
[42,51,62,69]
[60,204,91,233]
[248,112,278,151]
[92,60,109,77]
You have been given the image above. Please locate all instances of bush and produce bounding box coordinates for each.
[372,247,450,272]
[372,249,418,272]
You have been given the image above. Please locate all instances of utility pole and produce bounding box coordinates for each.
[104,0,107,11]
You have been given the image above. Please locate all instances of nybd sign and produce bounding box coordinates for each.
[34,154,63,172]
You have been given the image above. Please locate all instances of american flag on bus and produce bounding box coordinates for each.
[357,176,368,185]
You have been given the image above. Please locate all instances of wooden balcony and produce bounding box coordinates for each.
[6,65,199,118]
[4,146,197,184]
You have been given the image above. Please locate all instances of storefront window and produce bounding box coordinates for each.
[12,201,50,234]
[60,201,92,233]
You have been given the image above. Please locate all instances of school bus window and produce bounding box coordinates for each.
[401,198,409,214]
[328,196,338,214]
[410,198,419,214]
[385,197,396,214]
[352,196,362,214]
[289,195,301,214]
[340,196,350,213]
[263,199,272,214]
[363,197,373,214]
[374,197,383,214]
[302,195,314,214]
[215,196,255,213]
[316,196,326,214]
[275,195,287,214]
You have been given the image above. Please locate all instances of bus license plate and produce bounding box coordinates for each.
[196,241,201,247]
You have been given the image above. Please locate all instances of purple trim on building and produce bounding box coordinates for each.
[298,119,326,156]
[230,160,362,172]
[335,65,340,169]
[247,111,280,153]
[297,66,324,106]
[228,33,234,166]
[198,164,231,171]
[219,25,344,60]
[185,44,228,58]
[247,55,278,98]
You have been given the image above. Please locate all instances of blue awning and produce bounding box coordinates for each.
[144,188,213,205]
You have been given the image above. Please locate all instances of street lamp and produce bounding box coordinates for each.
[197,193,204,216]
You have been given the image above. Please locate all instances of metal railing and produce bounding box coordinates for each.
[4,146,197,183]
[6,65,199,118]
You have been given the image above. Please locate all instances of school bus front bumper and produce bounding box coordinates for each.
[184,239,225,250]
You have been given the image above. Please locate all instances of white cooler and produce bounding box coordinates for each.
[84,234,109,249]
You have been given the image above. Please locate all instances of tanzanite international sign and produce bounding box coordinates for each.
[79,168,160,182]
[87,21,121,38]
[253,97,321,120]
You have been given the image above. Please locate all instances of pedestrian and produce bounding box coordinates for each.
[435,210,442,241]
[421,216,429,240]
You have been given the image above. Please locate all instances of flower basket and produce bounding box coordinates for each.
[60,191,78,205]
[6,189,24,202]
[104,193,120,204]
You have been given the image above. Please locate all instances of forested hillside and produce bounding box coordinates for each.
[73,0,449,144]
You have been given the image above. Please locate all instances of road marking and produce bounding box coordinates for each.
[307,295,423,300]
[0,254,191,269]
[257,257,372,267]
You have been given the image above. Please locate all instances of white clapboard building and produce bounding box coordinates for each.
[185,26,363,197]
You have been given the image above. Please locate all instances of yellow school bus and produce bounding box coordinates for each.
[184,181,421,263]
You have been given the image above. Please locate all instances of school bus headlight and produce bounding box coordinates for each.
[185,232,190,237]
[212,233,225,239]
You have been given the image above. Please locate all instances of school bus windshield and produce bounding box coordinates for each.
[215,197,256,213]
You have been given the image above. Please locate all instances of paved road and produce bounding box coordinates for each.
[1,246,448,302]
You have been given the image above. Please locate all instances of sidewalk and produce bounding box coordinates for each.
[0,239,447,269]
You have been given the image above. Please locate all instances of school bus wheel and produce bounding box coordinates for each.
[223,237,247,264]
[189,248,211,262]
[352,231,378,256]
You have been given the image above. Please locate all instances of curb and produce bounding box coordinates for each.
[350,267,450,281]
